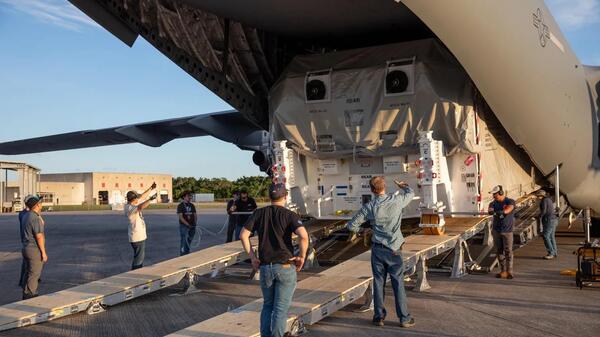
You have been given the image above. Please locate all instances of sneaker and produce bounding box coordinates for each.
[495,272,508,279]
[506,273,514,279]
[372,318,384,327]
[400,318,415,328]
[543,255,555,260]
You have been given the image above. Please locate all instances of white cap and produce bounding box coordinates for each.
[489,185,502,194]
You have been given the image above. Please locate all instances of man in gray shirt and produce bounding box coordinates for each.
[347,177,415,328]
[538,190,558,259]
[19,195,47,299]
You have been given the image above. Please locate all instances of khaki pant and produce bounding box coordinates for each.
[21,246,44,299]
[492,230,513,273]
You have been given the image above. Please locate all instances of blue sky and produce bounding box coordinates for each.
[0,0,599,179]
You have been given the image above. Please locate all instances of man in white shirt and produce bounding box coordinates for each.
[125,182,157,270]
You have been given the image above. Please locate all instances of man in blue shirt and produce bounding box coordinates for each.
[347,177,415,328]
[487,185,516,279]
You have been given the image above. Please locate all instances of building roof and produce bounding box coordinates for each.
[41,172,172,177]
[0,161,41,171]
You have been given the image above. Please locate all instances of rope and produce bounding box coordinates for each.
[216,215,230,235]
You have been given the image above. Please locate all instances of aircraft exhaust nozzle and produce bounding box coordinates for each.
[252,151,272,175]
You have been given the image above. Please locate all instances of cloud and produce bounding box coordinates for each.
[546,0,600,30]
[0,0,99,31]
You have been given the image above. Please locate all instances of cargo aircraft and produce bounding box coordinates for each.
[1,0,599,232]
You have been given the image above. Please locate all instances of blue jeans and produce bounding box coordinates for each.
[234,225,244,241]
[130,240,146,270]
[179,225,196,256]
[542,218,558,256]
[259,263,297,337]
[371,243,411,324]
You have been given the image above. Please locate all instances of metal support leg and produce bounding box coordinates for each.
[584,208,592,244]
[289,318,308,336]
[414,255,431,292]
[451,238,467,278]
[303,247,319,270]
[211,267,226,278]
[483,221,493,247]
[531,219,539,238]
[354,281,374,312]
[86,301,106,315]
[183,270,202,295]
[250,269,260,281]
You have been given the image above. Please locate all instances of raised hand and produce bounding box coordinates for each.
[394,180,409,188]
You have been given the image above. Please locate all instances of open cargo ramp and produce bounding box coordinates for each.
[166,217,491,337]
[0,239,254,331]
[0,218,348,332]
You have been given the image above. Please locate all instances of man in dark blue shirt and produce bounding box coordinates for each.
[487,185,516,279]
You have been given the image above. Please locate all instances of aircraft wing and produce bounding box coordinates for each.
[0,110,265,155]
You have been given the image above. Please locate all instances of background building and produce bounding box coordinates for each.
[40,172,172,205]
[1,161,40,213]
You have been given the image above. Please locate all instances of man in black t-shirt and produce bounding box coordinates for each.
[240,183,308,337]
[177,191,197,256]
[233,188,257,240]
[225,190,240,242]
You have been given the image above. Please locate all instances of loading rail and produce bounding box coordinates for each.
[166,216,491,337]
[0,219,348,332]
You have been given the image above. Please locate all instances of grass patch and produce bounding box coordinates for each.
[41,202,270,212]
[43,205,111,212]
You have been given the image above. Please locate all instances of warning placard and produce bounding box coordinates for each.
[318,159,339,175]
[383,156,404,174]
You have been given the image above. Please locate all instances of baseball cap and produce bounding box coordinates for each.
[269,183,287,200]
[536,189,547,196]
[24,195,41,209]
[488,185,502,194]
[126,191,139,202]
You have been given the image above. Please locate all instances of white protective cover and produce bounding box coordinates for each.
[270,39,479,157]
[270,39,537,215]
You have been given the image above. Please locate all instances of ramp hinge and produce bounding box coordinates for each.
[86,301,106,315]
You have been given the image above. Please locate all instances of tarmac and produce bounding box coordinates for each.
[0,209,599,337]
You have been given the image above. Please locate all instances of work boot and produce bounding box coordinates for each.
[495,272,508,279]
[400,318,416,328]
[372,318,384,327]
[506,273,514,279]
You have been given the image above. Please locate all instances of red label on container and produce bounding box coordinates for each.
[464,155,475,166]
